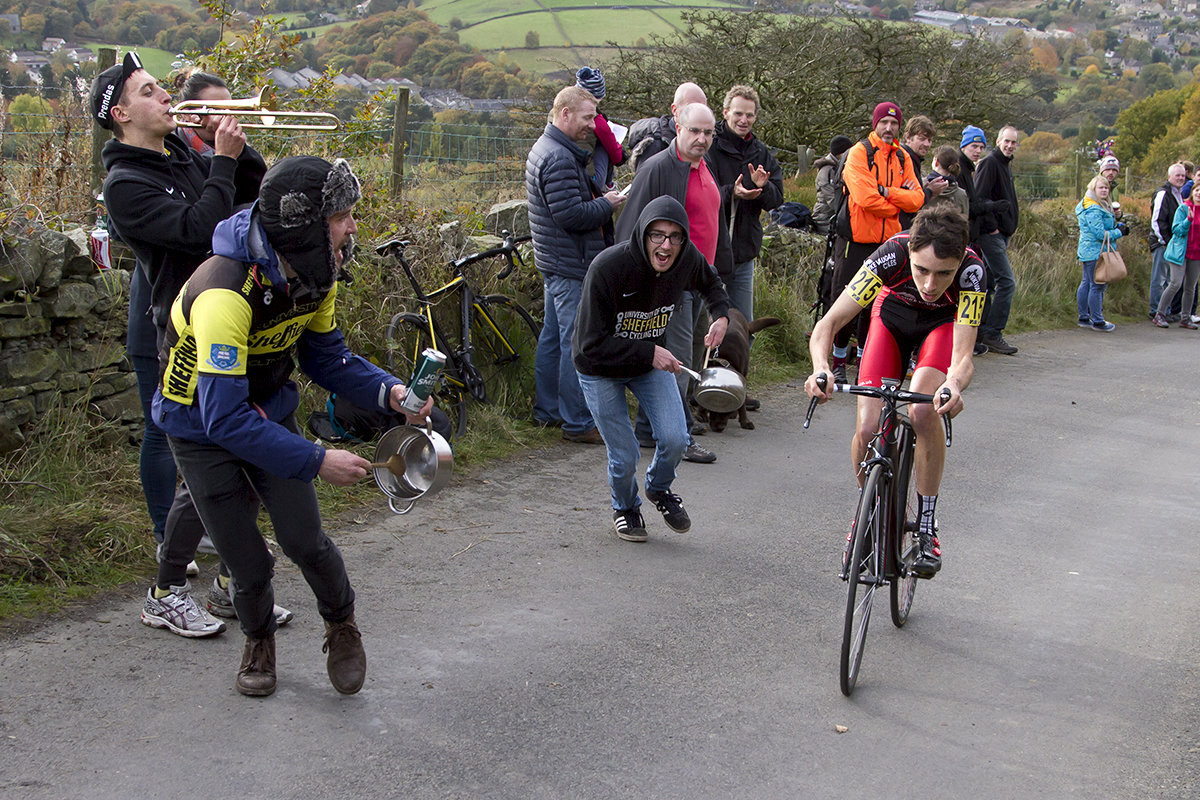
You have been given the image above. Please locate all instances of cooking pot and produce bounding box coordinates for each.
[372,419,453,514]
[692,346,746,414]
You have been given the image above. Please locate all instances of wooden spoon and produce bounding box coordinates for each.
[368,454,405,476]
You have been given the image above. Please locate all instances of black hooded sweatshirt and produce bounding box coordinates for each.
[573,196,730,379]
[102,132,266,334]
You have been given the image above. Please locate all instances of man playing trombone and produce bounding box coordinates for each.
[93,52,268,638]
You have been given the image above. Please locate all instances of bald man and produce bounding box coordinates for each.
[626,81,708,172]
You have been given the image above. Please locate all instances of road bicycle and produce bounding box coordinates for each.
[376,233,540,441]
[805,375,952,696]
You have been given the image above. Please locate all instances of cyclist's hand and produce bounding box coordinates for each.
[934,383,964,418]
[703,315,728,348]
[604,190,626,210]
[318,449,370,486]
[804,371,833,402]
[652,345,681,373]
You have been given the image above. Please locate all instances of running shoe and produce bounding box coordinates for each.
[141,582,226,638]
[205,577,294,626]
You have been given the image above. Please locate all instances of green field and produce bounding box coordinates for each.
[458,15,569,50]
[556,8,682,46]
[124,47,179,79]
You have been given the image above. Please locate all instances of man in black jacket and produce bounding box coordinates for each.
[703,84,784,323]
[616,102,731,464]
[973,125,1020,355]
[1150,163,1187,318]
[899,114,948,230]
[574,196,729,542]
[525,85,625,443]
[94,53,277,638]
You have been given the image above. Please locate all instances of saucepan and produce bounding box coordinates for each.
[686,346,747,414]
[371,419,453,514]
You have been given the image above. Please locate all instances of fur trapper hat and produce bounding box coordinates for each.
[257,156,361,292]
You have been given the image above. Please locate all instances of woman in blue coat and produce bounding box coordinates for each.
[1075,175,1125,332]
[1154,182,1200,329]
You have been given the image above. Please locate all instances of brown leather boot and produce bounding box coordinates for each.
[236,634,276,697]
[323,615,366,694]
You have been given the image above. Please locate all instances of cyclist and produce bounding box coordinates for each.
[804,206,986,577]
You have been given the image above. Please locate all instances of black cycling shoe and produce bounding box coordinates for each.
[912,532,942,578]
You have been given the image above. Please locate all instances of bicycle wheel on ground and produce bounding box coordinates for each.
[841,463,886,697]
[471,295,540,419]
[385,312,467,441]
[890,423,919,628]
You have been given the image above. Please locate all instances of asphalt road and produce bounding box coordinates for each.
[2,322,1198,799]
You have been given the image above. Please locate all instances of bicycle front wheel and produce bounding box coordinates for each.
[385,312,467,441]
[471,295,540,419]
[841,463,886,697]
[890,422,919,628]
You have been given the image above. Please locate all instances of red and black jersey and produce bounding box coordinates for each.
[846,232,988,327]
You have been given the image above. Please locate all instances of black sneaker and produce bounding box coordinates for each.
[980,335,1017,355]
[973,341,988,356]
[612,509,648,542]
[913,532,942,578]
[646,490,691,533]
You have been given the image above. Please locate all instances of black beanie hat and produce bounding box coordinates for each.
[830,135,853,157]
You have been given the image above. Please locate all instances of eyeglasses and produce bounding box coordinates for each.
[683,126,715,138]
[646,231,685,245]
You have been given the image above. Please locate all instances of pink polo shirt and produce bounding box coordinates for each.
[680,152,720,265]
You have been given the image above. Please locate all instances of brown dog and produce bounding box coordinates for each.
[699,308,781,432]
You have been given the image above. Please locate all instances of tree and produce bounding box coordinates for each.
[525,30,539,49]
[1088,29,1107,53]
[1115,84,1191,166]
[604,11,1034,151]
[1138,62,1176,98]
[9,94,53,132]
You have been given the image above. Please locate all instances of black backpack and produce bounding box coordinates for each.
[832,138,905,242]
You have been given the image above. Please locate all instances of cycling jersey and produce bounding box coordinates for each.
[848,232,987,387]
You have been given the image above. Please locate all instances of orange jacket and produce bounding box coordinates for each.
[843,131,924,245]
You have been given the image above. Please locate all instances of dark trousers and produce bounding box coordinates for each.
[831,238,878,350]
[167,413,355,638]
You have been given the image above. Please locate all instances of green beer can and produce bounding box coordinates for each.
[401,348,446,415]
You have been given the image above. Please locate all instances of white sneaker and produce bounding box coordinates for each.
[141,582,226,638]
[1190,315,1199,324]
[205,577,294,626]
[186,560,200,576]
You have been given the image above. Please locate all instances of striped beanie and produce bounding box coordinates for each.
[576,67,605,100]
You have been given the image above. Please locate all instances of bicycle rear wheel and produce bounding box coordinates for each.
[841,464,885,697]
[890,423,919,628]
[385,312,467,441]
[471,295,540,419]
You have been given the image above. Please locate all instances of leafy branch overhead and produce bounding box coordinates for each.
[601,11,1035,151]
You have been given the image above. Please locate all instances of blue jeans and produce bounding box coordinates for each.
[534,273,595,435]
[578,369,688,512]
[977,232,1015,339]
[1076,260,1108,325]
[727,259,755,321]
[634,291,698,442]
[133,355,175,542]
[1149,246,1170,316]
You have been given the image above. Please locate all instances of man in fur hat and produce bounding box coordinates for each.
[153,156,432,697]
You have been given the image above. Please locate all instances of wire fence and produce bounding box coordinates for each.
[0,112,1165,222]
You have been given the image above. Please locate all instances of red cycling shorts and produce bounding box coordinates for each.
[856,294,956,388]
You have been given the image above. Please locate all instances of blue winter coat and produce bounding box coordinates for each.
[1075,197,1122,262]
[1164,203,1193,266]
[524,123,614,281]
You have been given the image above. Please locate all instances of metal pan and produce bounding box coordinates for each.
[372,419,453,514]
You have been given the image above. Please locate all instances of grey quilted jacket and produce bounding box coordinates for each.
[524,123,614,281]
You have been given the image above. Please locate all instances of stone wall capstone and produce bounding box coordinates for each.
[0,221,135,455]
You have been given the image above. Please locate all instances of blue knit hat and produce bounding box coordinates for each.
[576,67,605,100]
[961,125,987,149]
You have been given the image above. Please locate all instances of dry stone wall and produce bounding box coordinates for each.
[0,223,136,455]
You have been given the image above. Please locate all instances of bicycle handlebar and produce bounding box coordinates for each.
[804,374,952,447]
[452,230,532,280]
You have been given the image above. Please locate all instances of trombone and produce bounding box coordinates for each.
[170,86,340,131]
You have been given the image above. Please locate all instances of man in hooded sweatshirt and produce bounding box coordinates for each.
[93,53,283,637]
[153,156,433,698]
[573,196,730,543]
